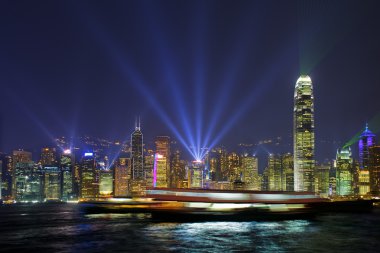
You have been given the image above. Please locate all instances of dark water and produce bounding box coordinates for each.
[0,204,379,252]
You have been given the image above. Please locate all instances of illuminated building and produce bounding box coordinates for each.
[187,160,205,188]
[14,162,43,202]
[227,152,241,182]
[329,167,337,197]
[114,157,130,197]
[268,154,282,191]
[281,153,294,191]
[208,147,228,182]
[359,124,375,170]
[73,162,81,198]
[131,179,146,197]
[39,148,60,200]
[262,167,269,191]
[155,136,171,184]
[99,169,113,197]
[12,150,33,199]
[314,163,330,197]
[0,155,12,200]
[369,145,380,194]
[208,156,218,182]
[144,151,154,187]
[60,149,74,201]
[170,150,186,188]
[153,154,167,187]
[40,148,57,166]
[294,75,315,192]
[335,147,354,196]
[131,120,144,180]
[42,166,61,200]
[12,150,43,202]
[241,155,260,190]
[80,153,98,199]
[358,169,370,196]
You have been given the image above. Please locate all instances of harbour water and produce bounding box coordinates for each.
[0,204,379,252]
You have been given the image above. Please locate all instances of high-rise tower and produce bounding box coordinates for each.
[359,123,376,170]
[154,136,170,187]
[131,118,144,180]
[335,147,354,196]
[294,75,315,192]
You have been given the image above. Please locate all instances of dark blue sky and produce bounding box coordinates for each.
[1,0,380,161]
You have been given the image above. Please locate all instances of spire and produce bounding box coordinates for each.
[138,116,141,130]
[135,117,137,130]
[365,122,369,131]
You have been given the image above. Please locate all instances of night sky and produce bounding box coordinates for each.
[1,0,380,161]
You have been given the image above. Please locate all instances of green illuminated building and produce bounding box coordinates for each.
[336,147,354,196]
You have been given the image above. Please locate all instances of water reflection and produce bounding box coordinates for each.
[85,213,151,220]
[1,205,379,252]
[142,220,312,252]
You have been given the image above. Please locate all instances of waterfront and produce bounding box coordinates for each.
[0,204,379,252]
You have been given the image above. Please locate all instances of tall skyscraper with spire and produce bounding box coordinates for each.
[359,123,376,170]
[294,75,315,192]
[131,118,144,180]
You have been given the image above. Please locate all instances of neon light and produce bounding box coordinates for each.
[153,154,159,187]
[63,149,71,154]
[84,152,93,157]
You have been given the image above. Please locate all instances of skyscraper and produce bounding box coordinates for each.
[114,157,131,197]
[155,136,170,187]
[80,152,98,200]
[153,153,167,187]
[131,120,144,180]
[335,147,354,196]
[187,160,204,188]
[40,148,57,166]
[369,145,380,194]
[268,154,282,191]
[40,148,60,201]
[170,150,183,188]
[12,150,43,202]
[294,75,315,192]
[314,163,330,197]
[281,153,294,191]
[99,168,113,197]
[359,124,376,170]
[60,149,74,201]
[0,154,12,200]
[241,154,260,190]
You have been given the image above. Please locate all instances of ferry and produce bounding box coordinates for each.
[144,188,328,221]
[80,188,376,221]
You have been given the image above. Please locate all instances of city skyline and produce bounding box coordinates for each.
[1,1,380,162]
[1,2,380,252]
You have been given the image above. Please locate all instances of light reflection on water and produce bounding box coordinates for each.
[0,204,379,252]
[86,213,151,220]
[142,220,312,252]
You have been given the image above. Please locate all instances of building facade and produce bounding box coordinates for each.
[131,121,144,180]
[294,75,315,192]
